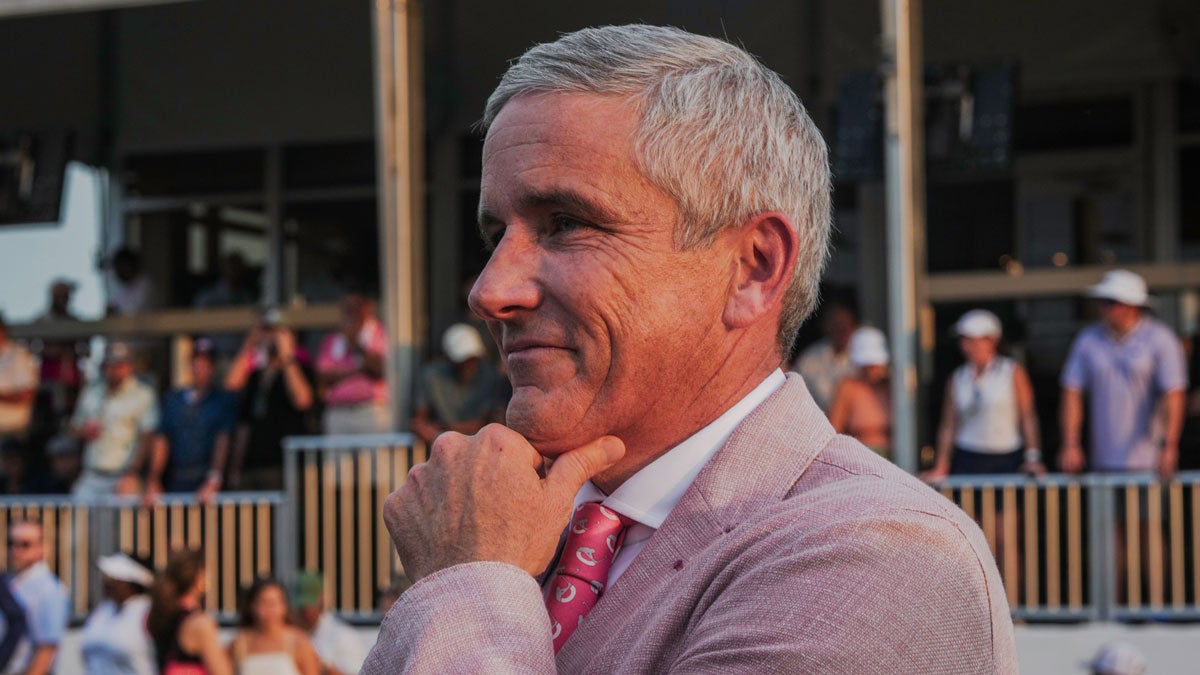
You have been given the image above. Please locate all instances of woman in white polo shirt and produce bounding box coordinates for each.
[923,310,1045,481]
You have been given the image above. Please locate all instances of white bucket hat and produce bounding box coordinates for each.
[97,553,154,587]
[442,323,487,364]
[848,326,889,367]
[1086,270,1153,308]
[955,309,1002,339]
[1081,641,1146,675]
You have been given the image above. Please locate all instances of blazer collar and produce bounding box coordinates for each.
[679,372,835,531]
[559,373,834,664]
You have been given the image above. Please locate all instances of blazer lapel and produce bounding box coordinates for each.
[558,374,835,666]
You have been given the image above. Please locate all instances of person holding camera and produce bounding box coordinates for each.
[225,309,315,491]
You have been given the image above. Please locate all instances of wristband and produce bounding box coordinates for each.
[1023,448,1042,463]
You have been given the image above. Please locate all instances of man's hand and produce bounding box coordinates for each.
[116,474,141,496]
[1018,460,1047,477]
[1059,443,1086,474]
[410,417,442,446]
[196,479,220,505]
[143,481,163,507]
[1158,444,1179,482]
[275,328,297,362]
[383,424,625,582]
[918,466,949,485]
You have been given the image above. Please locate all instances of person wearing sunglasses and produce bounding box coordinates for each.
[1,521,68,675]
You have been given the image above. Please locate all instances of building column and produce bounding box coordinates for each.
[373,0,426,428]
[880,0,927,473]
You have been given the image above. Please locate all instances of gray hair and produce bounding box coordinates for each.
[482,24,831,350]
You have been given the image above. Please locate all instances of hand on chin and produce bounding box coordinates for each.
[382,425,626,582]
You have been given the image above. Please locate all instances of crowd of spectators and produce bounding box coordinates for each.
[1,257,1194,500]
[0,260,515,503]
[792,269,1191,485]
[0,518,381,674]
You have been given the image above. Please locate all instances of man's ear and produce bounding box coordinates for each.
[723,212,799,329]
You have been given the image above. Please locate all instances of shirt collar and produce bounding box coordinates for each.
[576,369,786,529]
[13,560,50,584]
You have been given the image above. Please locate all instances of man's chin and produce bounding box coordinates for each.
[505,401,585,457]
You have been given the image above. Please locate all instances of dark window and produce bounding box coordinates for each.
[1180,81,1200,134]
[1015,98,1133,152]
[124,149,265,196]
[283,141,376,190]
[926,180,1014,273]
[1182,148,1200,259]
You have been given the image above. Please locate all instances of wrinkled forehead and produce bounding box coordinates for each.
[482,93,639,166]
[479,93,667,221]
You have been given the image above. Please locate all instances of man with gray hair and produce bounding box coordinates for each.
[367,25,1015,673]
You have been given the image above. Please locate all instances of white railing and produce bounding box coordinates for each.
[0,492,283,621]
[5,436,1197,625]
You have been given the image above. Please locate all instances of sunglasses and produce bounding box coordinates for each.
[7,539,37,549]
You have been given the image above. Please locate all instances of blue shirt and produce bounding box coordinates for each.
[3,562,69,675]
[1061,318,1187,471]
[158,387,237,490]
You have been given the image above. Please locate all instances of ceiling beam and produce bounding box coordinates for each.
[0,0,196,19]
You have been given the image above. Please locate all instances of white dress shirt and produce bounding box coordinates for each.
[573,369,785,584]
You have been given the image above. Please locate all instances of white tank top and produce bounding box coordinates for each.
[233,632,301,675]
[238,652,300,675]
[951,356,1021,453]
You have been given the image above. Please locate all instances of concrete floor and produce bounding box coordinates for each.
[52,622,1200,672]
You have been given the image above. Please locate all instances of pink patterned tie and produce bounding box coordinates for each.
[544,502,633,653]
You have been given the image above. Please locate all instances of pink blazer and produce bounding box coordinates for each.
[364,374,1017,673]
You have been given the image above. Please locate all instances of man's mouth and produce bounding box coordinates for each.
[503,338,564,356]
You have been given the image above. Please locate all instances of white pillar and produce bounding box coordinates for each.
[880,0,926,473]
[372,0,425,428]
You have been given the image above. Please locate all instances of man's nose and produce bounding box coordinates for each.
[468,232,541,322]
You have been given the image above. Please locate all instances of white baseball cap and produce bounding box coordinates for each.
[442,323,486,364]
[955,309,1002,339]
[848,326,889,367]
[1082,641,1146,675]
[97,553,154,586]
[1086,270,1152,307]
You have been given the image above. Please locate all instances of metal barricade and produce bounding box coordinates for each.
[938,471,1200,622]
[1091,472,1200,622]
[938,474,1095,621]
[283,432,422,621]
[0,492,284,621]
[13,438,1192,626]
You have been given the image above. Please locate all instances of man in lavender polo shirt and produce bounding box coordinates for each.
[1059,270,1187,477]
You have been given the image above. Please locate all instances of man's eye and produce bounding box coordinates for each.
[482,224,505,251]
[549,215,587,236]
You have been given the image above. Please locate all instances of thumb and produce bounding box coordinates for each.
[544,435,626,501]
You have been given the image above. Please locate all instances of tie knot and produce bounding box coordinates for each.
[555,503,632,582]
[571,502,633,532]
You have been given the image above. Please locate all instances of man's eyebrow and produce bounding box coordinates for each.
[477,189,620,230]
[518,190,619,223]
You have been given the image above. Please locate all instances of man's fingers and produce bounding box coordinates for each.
[544,436,626,502]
